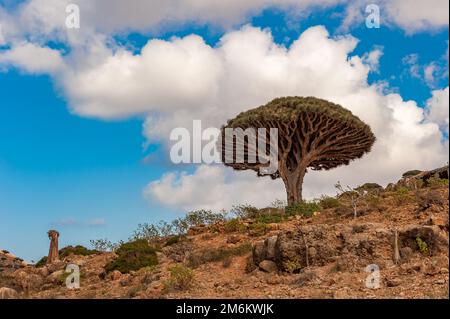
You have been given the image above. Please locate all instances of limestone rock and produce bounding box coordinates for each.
[258,260,278,273]
[0,287,19,299]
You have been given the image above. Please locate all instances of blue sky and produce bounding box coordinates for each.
[0,0,448,261]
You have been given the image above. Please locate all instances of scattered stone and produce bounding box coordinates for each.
[258,260,278,273]
[293,271,316,286]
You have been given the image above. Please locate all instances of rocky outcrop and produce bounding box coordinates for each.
[1,250,25,274]
[253,223,449,273]
[0,287,19,299]
[390,165,449,190]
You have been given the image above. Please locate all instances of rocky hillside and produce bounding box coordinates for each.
[0,168,448,299]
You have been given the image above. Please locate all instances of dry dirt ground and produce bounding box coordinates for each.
[1,185,448,299]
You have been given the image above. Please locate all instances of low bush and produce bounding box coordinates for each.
[248,222,268,237]
[164,264,195,291]
[255,213,284,224]
[165,235,181,246]
[223,218,246,233]
[230,204,260,219]
[35,256,47,268]
[318,196,341,209]
[285,202,320,217]
[427,176,449,189]
[105,239,158,273]
[416,190,445,211]
[59,245,99,258]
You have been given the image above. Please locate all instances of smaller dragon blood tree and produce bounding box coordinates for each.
[219,97,376,205]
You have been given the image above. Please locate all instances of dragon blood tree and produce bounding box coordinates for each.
[219,97,375,205]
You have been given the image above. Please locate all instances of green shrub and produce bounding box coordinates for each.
[165,235,181,246]
[184,209,226,227]
[230,204,260,219]
[393,187,413,204]
[105,239,158,273]
[318,196,341,209]
[224,218,246,233]
[248,222,268,237]
[35,256,47,268]
[164,264,194,291]
[427,176,449,189]
[416,236,429,254]
[255,213,284,224]
[59,245,99,258]
[187,243,252,268]
[365,194,382,210]
[416,190,445,211]
[285,202,320,217]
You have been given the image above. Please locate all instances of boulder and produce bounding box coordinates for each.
[252,240,265,265]
[258,260,278,273]
[264,236,277,260]
[0,287,19,299]
[46,270,65,284]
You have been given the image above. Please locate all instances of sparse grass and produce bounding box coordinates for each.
[35,245,98,268]
[393,187,414,205]
[223,218,246,233]
[427,177,449,189]
[283,256,302,274]
[318,196,341,209]
[248,222,269,237]
[416,190,445,211]
[222,257,232,268]
[255,213,284,224]
[163,264,195,291]
[365,194,383,212]
[35,256,48,268]
[416,236,429,254]
[231,204,260,219]
[187,243,252,268]
[165,235,181,246]
[105,239,158,273]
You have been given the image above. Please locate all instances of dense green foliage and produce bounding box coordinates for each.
[105,239,158,273]
[225,97,373,138]
[285,201,321,217]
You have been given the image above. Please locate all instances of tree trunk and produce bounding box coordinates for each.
[282,167,306,205]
